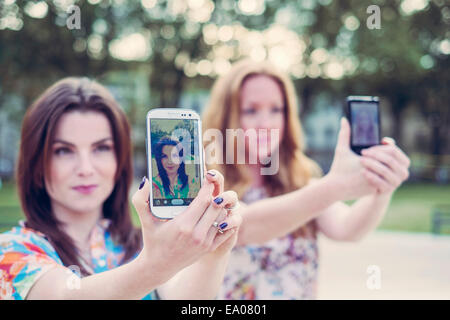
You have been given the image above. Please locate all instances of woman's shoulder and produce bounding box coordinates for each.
[186,175,201,194]
[0,221,61,262]
[152,175,163,186]
[1,221,43,245]
[0,221,63,300]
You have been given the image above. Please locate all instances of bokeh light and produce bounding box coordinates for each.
[109,32,151,61]
[24,1,48,19]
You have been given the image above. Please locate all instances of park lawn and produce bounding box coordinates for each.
[378,183,450,234]
[0,182,24,232]
[0,181,449,235]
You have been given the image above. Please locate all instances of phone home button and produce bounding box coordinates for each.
[171,199,184,205]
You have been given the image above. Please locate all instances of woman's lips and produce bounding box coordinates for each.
[72,185,98,195]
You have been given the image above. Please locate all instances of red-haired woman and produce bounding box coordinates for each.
[202,60,410,299]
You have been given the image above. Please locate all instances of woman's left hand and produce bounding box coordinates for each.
[360,137,411,195]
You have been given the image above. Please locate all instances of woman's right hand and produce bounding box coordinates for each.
[131,173,238,283]
[325,117,377,201]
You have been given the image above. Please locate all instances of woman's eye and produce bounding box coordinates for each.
[242,108,256,115]
[95,144,112,152]
[272,106,283,113]
[54,147,72,156]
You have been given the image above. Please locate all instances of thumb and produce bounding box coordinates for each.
[336,117,351,151]
[131,177,156,231]
[382,137,396,145]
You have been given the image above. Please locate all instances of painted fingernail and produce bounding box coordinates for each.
[214,197,223,205]
[219,222,228,230]
[139,176,146,190]
[207,171,216,176]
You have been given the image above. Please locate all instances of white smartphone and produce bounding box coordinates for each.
[146,108,204,219]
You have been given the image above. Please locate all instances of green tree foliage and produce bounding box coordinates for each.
[0,0,448,169]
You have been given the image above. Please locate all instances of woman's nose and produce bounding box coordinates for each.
[170,153,181,164]
[258,112,275,129]
[77,152,95,177]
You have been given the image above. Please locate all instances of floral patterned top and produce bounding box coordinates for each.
[152,175,198,199]
[218,187,319,300]
[0,219,155,300]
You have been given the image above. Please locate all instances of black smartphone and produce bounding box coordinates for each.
[346,96,381,155]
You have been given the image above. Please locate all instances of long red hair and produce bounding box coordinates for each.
[202,59,322,197]
[202,60,322,238]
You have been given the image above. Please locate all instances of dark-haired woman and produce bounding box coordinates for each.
[152,137,198,199]
[0,78,242,300]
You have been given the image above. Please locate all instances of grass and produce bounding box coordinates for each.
[378,183,450,234]
[0,182,24,232]
[0,181,449,235]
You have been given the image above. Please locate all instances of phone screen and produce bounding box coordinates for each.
[149,118,201,207]
[350,101,380,147]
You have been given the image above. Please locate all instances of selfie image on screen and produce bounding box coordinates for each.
[351,102,379,146]
[150,119,201,206]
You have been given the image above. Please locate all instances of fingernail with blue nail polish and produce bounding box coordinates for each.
[207,171,216,176]
[139,176,146,190]
[219,222,228,230]
[214,197,223,205]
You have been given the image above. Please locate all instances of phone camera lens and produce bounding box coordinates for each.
[189,114,191,116]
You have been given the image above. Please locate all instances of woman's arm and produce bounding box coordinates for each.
[315,193,391,242]
[237,118,376,245]
[157,177,242,300]
[236,122,409,246]
[27,252,169,300]
[29,232,238,300]
[27,172,241,300]
[237,174,345,245]
[156,232,238,300]
[316,138,410,241]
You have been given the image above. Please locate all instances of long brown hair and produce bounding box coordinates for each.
[202,59,322,198]
[16,77,142,275]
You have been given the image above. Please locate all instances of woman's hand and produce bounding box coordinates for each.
[325,117,377,201]
[131,170,241,283]
[360,137,410,195]
[202,171,242,256]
